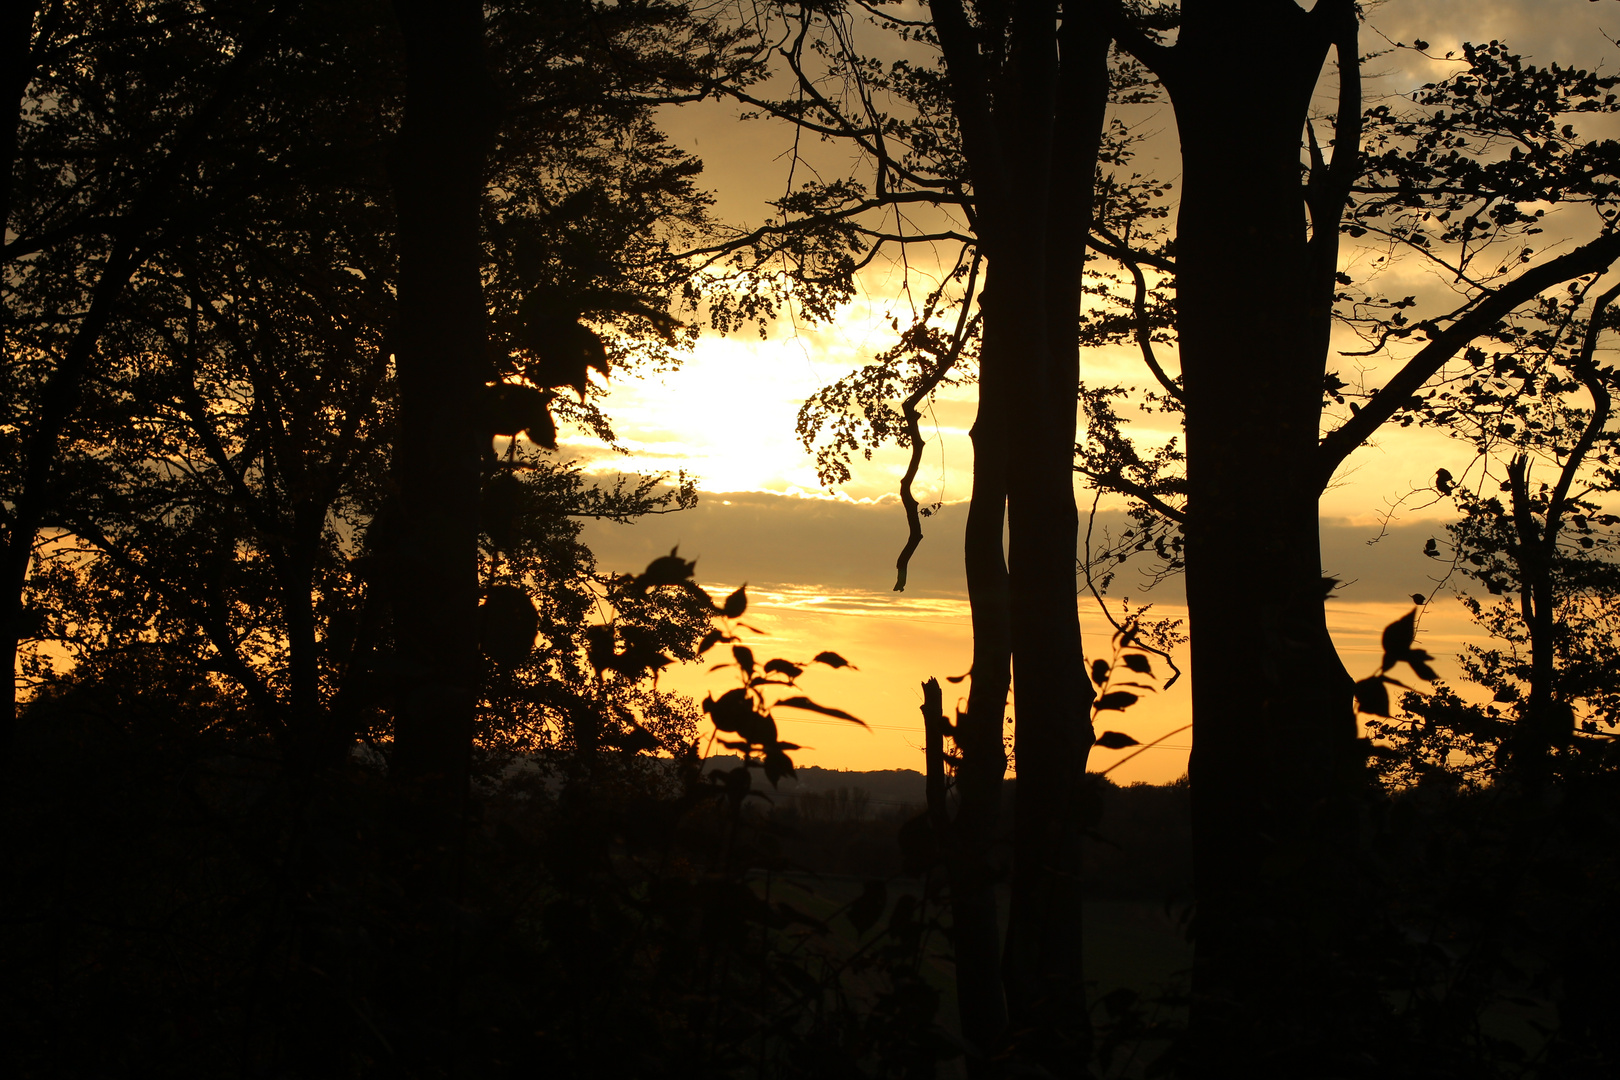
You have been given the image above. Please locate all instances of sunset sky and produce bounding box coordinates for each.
[566,0,1620,782]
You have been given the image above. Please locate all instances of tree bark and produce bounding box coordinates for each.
[928,1,1111,1070]
[1162,3,1364,1071]
[387,0,495,825]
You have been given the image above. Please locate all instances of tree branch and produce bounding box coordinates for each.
[896,249,981,590]
[1315,231,1620,490]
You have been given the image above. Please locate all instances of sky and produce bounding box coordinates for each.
[566,0,1620,782]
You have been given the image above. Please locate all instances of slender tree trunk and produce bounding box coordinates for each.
[927,4,1110,1070]
[954,273,1014,1065]
[999,19,1109,1070]
[387,0,495,821]
[1167,6,1364,1071]
[380,3,495,1070]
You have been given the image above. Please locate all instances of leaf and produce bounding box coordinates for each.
[845,879,887,935]
[1121,654,1154,675]
[732,644,755,675]
[585,623,615,676]
[812,651,856,669]
[1380,609,1417,672]
[1405,648,1438,682]
[479,585,539,666]
[1091,658,1110,685]
[1354,676,1391,717]
[1095,691,1139,712]
[703,688,755,733]
[479,382,554,441]
[776,696,868,727]
[697,629,723,655]
[479,471,523,551]
[1095,730,1140,750]
[639,547,696,586]
[521,317,608,401]
[734,707,777,747]
[763,658,803,680]
[610,630,672,680]
[1410,593,1427,605]
[613,723,660,755]
[722,585,747,619]
[763,748,795,787]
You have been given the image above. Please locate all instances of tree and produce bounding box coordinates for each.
[3,0,303,770]
[1094,16,1620,1068]
[743,3,1620,1069]
[698,2,1122,1066]
[1369,279,1620,790]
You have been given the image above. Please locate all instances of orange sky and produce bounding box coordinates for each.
[567,0,1620,783]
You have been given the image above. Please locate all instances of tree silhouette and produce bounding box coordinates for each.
[712,3,1620,1071]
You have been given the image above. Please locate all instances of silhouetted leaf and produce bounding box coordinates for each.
[698,629,723,655]
[1091,659,1110,685]
[722,585,747,618]
[763,658,802,680]
[480,471,522,550]
[585,623,615,676]
[732,644,755,675]
[479,382,554,446]
[521,316,608,401]
[1380,609,1418,672]
[1405,648,1438,682]
[763,748,795,787]
[776,696,867,727]
[1354,676,1391,716]
[846,879,887,935]
[479,585,538,665]
[772,958,821,999]
[812,651,855,669]
[610,627,672,680]
[886,893,918,941]
[611,723,660,754]
[1095,691,1139,712]
[1410,593,1427,605]
[1122,654,1154,675]
[704,688,755,733]
[734,707,777,747]
[1095,730,1140,749]
[639,546,696,587]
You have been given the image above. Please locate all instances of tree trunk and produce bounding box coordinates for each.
[380,3,495,1070]
[1167,5,1364,1071]
[954,268,1014,1065]
[387,0,495,823]
[926,3,1111,1070]
[1000,19,1109,1070]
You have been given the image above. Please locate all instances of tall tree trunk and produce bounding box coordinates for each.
[999,15,1109,1067]
[929,2,1110,1070]
[380,3,494,1070]
[387,0,495,823]
[1166,4,1363,1071]
[953,266,1014,1065]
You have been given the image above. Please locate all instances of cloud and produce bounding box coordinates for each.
[584,488,1482,609]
